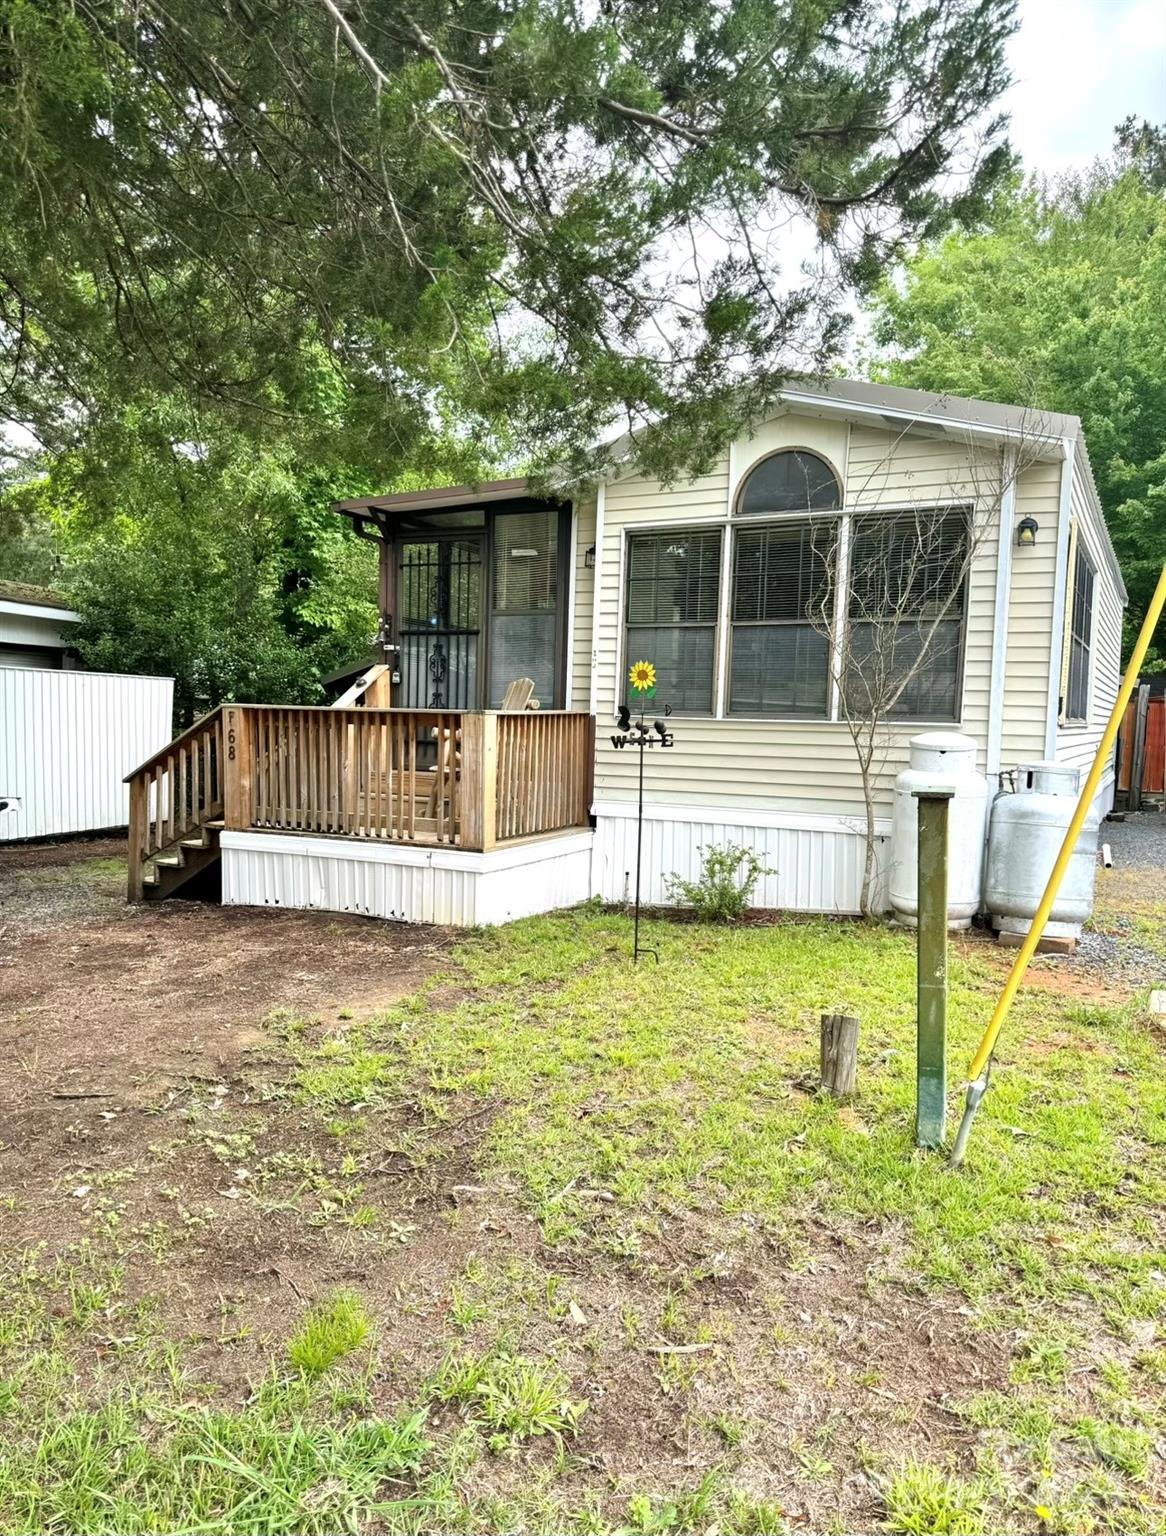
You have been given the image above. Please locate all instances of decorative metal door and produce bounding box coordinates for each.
[399,538,483,708]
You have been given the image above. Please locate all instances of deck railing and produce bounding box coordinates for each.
[246,706,467,844]
[127,705,594,895]
[496,710,594,841]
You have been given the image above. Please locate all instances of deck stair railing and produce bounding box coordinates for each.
[127,709,224,899]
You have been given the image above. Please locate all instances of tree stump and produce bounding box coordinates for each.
[820,1014,859,1097]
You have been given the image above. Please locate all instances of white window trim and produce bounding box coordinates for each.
[723,512,843,723]
[614,500,974,727]
[1061,510,1107,731]
[712,524,733,717]
[619,521,722,718]
[1063,541,1097,726]
[829,512,851,722]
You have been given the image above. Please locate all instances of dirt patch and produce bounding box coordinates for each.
[0,839,456,1389]
[0,836,447,1109]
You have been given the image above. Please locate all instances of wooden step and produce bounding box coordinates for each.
[181,835,209,850]
[204,819,225,831]
[155,854,183,869]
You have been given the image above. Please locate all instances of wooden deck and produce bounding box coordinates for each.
[126,705,595,900]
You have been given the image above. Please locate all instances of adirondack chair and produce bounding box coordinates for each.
[499,677,538,711]
[425,678,541,821]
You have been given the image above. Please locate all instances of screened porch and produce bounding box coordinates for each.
[333,479,575,715]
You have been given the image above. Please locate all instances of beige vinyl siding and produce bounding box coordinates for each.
[569,496,596,712]
[590,414,1008,817]
[1056,459,1123,787]
[999,459,1063,769]
[845,425,998,509]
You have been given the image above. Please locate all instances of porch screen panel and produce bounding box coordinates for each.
[489,510,559,707]
[729,521,834,717]
[844,510,968,721]
[624,530,721,714]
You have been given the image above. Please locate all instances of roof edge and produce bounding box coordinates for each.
[334,476,546,516]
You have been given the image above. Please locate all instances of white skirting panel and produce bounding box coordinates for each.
[591,801,892,915]
[220,829,594,927]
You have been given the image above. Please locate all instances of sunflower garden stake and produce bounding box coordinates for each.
[613,660,675,963]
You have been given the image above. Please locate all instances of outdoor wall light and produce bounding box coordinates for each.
[1016,515,1039,547]
[584,544,596,568]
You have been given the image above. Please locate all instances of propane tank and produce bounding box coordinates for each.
[890,732,989,929]
[986,761,1100,940]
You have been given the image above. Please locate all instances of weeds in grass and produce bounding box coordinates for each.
[1073,1417,1152,1481]
[0,1255,431,1534]
[287,1292,373,1378]
[1011,1331,1072,1385]
[882,1460,986,1534]
[5,907,1166,1533]
[295,1048,399,1108]
[287,909,1166,1342]
[432,1345,586,1449]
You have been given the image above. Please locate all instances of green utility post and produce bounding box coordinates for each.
[914,787,954,1148]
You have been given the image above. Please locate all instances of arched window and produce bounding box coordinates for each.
[726,449,841,718]
[737,450,841,516]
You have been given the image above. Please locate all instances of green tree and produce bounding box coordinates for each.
[1,0,1018,484]
[867,128,1166,662]
[22,422,384,725]
[0,473,64,586]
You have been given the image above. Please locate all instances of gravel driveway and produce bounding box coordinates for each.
[1077,811,1166,987]
[1102,809,1166,870]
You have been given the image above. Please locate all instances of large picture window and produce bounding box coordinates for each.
[620,500,969,726]
[844,511,968,721]
[729,521,835,717]
[1065,543,1095,721]
[624,530,721,713]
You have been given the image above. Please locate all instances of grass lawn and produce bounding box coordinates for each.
[2,892,1164,1534]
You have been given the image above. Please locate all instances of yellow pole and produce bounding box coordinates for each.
[967,561,1166,1083]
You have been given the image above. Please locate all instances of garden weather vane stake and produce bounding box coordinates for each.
[612,661,675,963]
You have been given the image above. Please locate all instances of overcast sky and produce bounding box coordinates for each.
[1005,0,1166,174]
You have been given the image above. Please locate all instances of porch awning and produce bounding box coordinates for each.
[332,477,541,520]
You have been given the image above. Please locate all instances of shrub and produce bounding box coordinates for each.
[665,843,773,923]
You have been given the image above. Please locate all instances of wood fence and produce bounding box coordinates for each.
[1117,684,1165,810]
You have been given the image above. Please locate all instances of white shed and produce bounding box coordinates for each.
[1,666,175,841]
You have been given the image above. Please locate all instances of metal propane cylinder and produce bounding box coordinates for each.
[986,761,1101,940]
[890,732,989,929]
